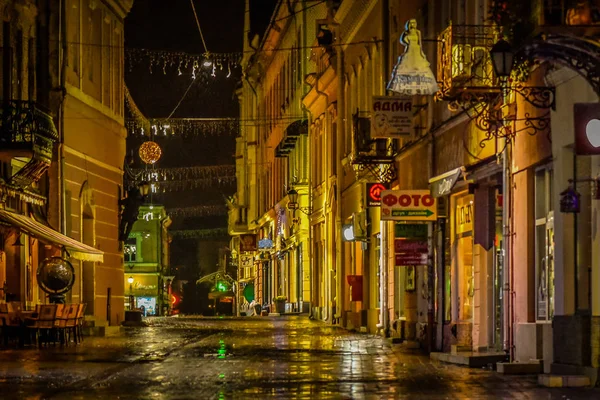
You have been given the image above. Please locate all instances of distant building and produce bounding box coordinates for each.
[123,205,171,316]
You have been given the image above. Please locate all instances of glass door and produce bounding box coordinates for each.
[535,167,554,321]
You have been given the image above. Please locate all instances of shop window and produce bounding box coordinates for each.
[455,194,474,322]
[535,167,554,321]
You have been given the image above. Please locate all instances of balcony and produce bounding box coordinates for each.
[0,100,58,188]
[436,24,500,102]
[541,0,600,28]
[228,205,249,234]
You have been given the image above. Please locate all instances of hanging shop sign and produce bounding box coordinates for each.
[240,255,254,268]
[371,96,413,138]
[394,223,429,266]
[574,103,600,155]
[258,237,274,249]
[366,182,389,207]
[394,223,427,238]
[381,190,437,221]
[429,167,464,198]
[240,234,257,252]
[394,239,428,253]
[387,19,439,96]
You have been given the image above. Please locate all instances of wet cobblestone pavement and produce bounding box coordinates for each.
[0,315,598,399]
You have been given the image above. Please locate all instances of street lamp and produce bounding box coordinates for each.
[490,39,514,79]
[128,276,134,310]
[286,188,311,216]
[138,181,151,197]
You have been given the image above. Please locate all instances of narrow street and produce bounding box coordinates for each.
[0,315,596,399]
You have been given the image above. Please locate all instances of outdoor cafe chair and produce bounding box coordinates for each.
[60,304,79,344]
[1,303,23,346]
[54,304,73,345]
[75,303,86,342]
[27,304,58,346]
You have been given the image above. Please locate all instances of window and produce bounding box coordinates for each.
[535,166,554,321]
[124,237,137,262]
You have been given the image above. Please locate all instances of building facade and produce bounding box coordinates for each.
[230,0,314,315]
[123,205,171,316]
[233,0,600,378]
[46,0,133,324]
[0,0,128,310]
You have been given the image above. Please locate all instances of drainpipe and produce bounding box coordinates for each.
[380,0,390,337]
[500,82,513,360]
[57,0,67,235]
[335,48,344,327]
[313,76,330,321]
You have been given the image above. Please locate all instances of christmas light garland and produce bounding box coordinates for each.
[126,118,239,137]
[170,228,229,239]
[168,205,227,218]
[131,165,235,182]
[126,48,241,78]
[145,176,236,193]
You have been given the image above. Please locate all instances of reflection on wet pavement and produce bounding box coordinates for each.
[0,316,598,399]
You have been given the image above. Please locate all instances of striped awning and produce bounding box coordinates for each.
[0,208,104,262]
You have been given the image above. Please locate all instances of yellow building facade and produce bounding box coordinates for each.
[231,0,315,314]
[46,0,133,325]
[1,0,129,317]
[235,0,600,379]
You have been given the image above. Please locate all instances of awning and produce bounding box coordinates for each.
[428,167,465,198]
[0,208,104,262]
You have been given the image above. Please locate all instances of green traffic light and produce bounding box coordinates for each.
[216,281,227,291]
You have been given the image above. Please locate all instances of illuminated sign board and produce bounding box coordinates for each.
[366,182,389,207]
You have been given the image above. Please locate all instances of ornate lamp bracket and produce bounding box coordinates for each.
[447,84,555,147]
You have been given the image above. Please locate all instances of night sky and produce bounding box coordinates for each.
[124,1,276,276]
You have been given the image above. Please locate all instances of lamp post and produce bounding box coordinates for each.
[490,38,514,360]
[128,276,134,310]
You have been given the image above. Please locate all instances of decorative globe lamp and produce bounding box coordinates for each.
[139,141,162,164]
[37,257,75,304]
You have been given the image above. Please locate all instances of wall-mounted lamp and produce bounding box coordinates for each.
[342,224,355,241]
[490,39,514,79]
[12,234,24,247]
[560,184,581,213]
[287,188,311,216]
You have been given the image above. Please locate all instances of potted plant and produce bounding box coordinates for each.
[273,295,287,314]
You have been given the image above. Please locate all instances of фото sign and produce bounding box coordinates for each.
[381,190,437,221]
[371,96,413,138]
[366,182,389,207]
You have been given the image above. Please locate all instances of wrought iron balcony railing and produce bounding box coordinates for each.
[541,0,600,27]
[0,100,58,188]
[0,100,58,159]
[436,24,500,101]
